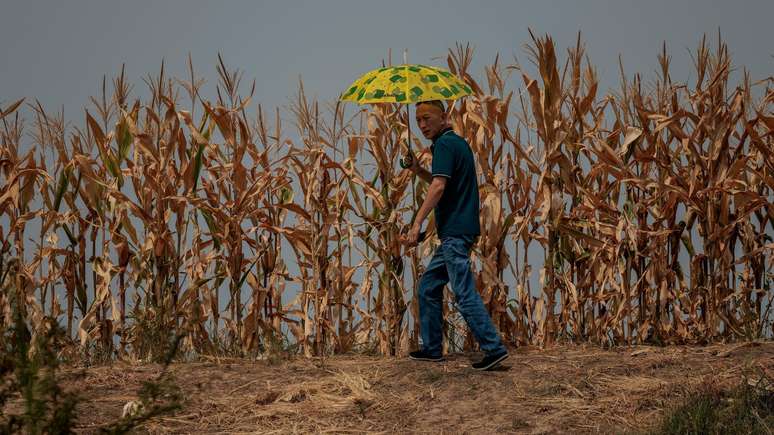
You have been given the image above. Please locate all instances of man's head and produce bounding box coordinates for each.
[415,100,449,139]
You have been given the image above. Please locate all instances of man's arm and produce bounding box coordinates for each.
[407,153,433,184]
[413,165,433,184]
[401,176,447,246]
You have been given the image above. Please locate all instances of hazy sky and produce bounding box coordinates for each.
[2,0,773,118]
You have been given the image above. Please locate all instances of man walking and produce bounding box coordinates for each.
[401,100,509,371]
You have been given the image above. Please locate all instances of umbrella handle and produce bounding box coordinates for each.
[399,152,414,169]
[400,103,414,169]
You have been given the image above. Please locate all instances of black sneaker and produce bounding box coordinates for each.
[409,350,444,362]
[472,350,509,371]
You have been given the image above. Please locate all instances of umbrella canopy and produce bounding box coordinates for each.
[340,64,472,104]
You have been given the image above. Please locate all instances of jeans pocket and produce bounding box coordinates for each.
[441,238,472,268]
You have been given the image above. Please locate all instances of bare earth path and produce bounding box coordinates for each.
[59,342,772,434]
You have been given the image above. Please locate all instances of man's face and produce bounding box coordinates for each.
[415,104,447,139]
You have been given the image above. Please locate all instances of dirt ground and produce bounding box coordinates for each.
[44,342,774,433]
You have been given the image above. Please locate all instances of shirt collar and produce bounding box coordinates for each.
[431,127,454,145]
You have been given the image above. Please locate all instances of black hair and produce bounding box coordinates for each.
[415,100,446,113]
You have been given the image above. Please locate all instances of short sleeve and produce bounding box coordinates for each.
[431,139,454,178]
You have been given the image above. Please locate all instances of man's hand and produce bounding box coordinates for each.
[402,151,433,184]
[400,151,420,173]
[400,225,422,247]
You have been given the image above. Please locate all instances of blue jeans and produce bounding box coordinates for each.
[418,235,507,357]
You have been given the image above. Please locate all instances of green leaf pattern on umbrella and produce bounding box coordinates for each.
[340,64,472,104]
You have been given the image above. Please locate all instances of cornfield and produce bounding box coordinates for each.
[1,34,772,360]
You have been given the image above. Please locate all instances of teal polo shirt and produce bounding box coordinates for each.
[430,127,481,238]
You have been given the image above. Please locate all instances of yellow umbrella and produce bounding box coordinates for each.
[340,63,472,167]
[340,64,472,104]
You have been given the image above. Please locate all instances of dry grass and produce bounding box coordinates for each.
[17,341,766,433]
[0,33,772,360]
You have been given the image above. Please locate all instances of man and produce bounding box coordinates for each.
[401,99,509,371]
